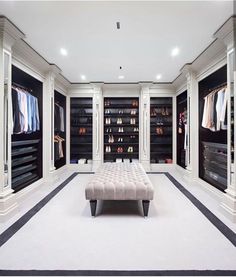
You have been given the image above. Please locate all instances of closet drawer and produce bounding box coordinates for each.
[203,169,227,190]
[204,151,227,164]
[203,161,227,178]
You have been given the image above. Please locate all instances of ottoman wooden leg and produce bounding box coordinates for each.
[90,200,97,217]
[142,200,150,217]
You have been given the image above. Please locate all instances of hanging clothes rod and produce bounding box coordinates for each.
[178,98,187,105]
[208,82,227,93]
[12,82,33,92]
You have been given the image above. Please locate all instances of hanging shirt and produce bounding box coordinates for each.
[59,106,65,132]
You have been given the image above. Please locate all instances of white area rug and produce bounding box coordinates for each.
[0,173,235,270]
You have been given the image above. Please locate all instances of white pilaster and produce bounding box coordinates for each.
[181,65,199,181]
[43,65,61,179]
[0,16,24,218]
[140,83,151,171]
[92,83,103,171]
[214,16,236,222]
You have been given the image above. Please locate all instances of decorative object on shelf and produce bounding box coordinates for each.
[118,127,124,133]
[105,146,111,152]
[133,127,139,132]
[106,128,112,133]
[127,146,133,153]
[150,109,157,116]
[117,118,122,124]
[131,109,137,115]
[79,127,86,135]
[105,109,111,114]
[118,110,123,114]
[165,159,172,163]
[156,127,164,135]
[108,135,114,143]
[104,100,110,106]
[130,118,136,125]
[118,137,123,142]
[105,118,111,125]
[117,147,124,153]
[132,100,138,107]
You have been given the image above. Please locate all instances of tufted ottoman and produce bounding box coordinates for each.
[85,162,154,217]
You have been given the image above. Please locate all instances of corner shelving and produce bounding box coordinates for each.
[150,97,173,164]
[70,97,93,164]
[104,97,139,162]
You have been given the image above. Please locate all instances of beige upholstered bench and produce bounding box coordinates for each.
[85,162,154,217]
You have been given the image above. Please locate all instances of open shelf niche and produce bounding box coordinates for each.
[150,97,173,164]
[104,97,139,162]
[70,97,93,164]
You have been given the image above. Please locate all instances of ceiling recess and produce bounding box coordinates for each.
[116,22,120,29]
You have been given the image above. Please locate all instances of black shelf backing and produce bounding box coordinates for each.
[70,97,93,164]
[150,97,173,164]
[104,97,139,162]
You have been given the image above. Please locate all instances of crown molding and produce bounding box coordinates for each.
[1,14,232,93]
[213,15,236,46]
[0,16,25,50]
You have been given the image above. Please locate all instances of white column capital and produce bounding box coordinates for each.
[139,82,152,92]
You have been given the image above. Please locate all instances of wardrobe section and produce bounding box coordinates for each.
[199,65,227,191]
[70,97,93,164]
[150,97,173,164]
[11,65,43,192]
[54,91,66,169]
[104,97,139,162]
[177,91,187,168]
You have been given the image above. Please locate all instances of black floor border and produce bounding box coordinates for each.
[0,172,79,248]
[0,269,236,276]
[0,172,235,276]
[148,172,236,247]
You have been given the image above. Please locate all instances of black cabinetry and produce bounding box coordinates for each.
[104,97,139,162]
[11,65,43,192]
[54,91,66,169]
[70,97,93,164]
[150,97,173,164]
[177,91,187,168]
[199,65,227,191]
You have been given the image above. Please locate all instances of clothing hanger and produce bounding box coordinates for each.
[206,83,227,97]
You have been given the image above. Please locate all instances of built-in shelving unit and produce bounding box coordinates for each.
[11,65,43,192]
[150,97,173,164]
[70,97,93,164]
[199,65,227,192]
[104,97,139,162]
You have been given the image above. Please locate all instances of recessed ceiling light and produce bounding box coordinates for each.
[118,75,124,80]
[60,48,68,56]
[80,75,86,80]
[171,47,180,57]
[156,74,162,80]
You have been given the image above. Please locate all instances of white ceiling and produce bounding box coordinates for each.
[0,1,233,83]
